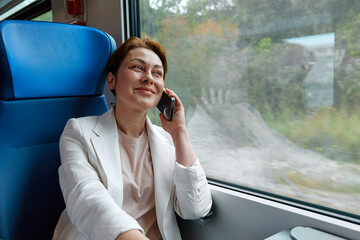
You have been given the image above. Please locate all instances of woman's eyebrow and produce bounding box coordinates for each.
[130,58,163,69]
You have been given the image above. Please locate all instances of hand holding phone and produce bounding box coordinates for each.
[156,90,175,121]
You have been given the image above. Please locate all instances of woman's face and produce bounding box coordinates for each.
[108,47,165,112]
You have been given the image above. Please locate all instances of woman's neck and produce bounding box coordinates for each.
[114,105,147,138]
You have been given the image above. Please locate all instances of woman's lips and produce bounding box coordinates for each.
[135,87,155,95]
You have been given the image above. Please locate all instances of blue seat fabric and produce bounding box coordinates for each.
[0,20,116,240]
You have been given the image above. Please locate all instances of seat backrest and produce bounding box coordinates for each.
[0,20,116,240]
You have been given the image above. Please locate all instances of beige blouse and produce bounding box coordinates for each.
[118,128,162,240]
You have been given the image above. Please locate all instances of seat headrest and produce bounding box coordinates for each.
[0,20,116,100]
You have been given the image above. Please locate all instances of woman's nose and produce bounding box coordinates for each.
[141,72,155,84]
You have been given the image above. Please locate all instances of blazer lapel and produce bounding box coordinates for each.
[90,108,124,204]
[146,117,175,234]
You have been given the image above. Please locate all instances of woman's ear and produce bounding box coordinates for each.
[107,72,116,96]
[107,72,116,90]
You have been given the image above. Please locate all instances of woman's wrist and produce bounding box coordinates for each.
[169,126,188,142]
[170,127,197,167]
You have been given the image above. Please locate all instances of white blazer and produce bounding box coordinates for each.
[53,108,212,240]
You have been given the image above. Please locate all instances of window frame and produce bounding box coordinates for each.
[0,0,23,15]
[3,0,50,20]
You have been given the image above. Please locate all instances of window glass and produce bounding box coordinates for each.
[32,10,52,21]
[140,0,360,217]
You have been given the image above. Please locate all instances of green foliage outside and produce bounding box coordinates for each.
[140,0,360,164]
[32,11,52,22]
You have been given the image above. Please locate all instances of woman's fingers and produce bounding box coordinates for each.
[165,88,183,111]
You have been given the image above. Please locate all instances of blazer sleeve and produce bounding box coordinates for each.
[173,159,212,219]
[58,118,143,240]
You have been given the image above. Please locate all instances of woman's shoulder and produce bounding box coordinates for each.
[64,114,100,131]
[62,109,114,138]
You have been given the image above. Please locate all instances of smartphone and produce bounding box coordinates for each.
[156,90,175,121]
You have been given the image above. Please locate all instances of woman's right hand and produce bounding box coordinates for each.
[115,229,150,240]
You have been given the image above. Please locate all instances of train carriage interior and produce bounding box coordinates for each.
[0,0,359,239]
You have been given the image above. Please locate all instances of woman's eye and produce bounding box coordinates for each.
[133,65,143,71]
[153,71,162,77]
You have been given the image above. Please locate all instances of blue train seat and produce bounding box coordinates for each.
[0,20,116,240]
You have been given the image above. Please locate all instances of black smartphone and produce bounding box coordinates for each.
[156,90,175,121]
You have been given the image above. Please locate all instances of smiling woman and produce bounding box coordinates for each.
[107,47,164,121]
[52,36,212,240]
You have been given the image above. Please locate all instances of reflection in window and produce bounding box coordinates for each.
[140,0,360,217]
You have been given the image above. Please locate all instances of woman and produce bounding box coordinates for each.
[52,37,212,240]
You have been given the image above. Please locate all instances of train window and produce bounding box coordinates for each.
[32,10,51,21]
[139,0,360,219]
